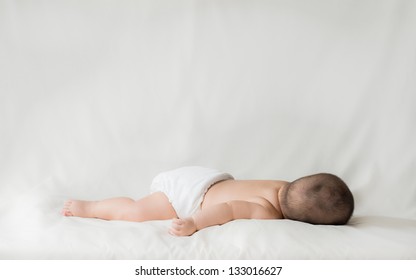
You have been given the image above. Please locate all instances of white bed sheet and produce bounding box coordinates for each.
[1,181,415,260]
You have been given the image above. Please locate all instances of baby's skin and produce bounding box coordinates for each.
[62,179,289,236]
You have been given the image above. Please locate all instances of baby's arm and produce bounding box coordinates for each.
[169,199,275,236]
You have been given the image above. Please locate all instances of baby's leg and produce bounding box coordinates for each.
[62,192,177,222]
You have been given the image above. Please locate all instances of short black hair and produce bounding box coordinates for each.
[280,173,354,225]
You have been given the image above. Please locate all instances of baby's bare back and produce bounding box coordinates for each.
[201,179,288,214]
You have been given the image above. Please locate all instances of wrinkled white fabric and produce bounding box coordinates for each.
[150,166,233,218]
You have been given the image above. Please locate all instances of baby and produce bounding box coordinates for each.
[62,166,354,236]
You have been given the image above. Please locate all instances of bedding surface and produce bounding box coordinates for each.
[1,183,415,259]
[1,0,415,259]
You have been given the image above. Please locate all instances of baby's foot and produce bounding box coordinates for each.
[61,200,93,218]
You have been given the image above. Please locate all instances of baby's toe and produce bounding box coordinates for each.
[64,200,73,207]
[61,200,73,216]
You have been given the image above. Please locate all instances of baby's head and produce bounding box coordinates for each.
[279,173,354,225]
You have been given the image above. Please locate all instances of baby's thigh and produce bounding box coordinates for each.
[134,192,178,221]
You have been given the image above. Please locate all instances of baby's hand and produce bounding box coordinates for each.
[169,217,197,236]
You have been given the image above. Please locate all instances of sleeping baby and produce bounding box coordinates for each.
[62,166,355,236]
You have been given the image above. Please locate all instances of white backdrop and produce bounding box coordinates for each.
[1,0,416,227]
